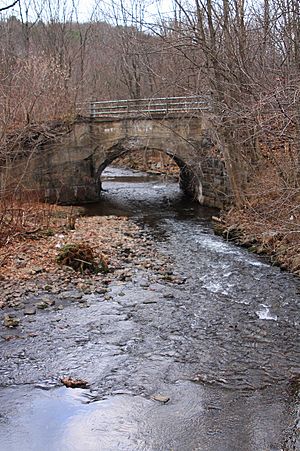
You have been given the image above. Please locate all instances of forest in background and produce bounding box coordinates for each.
[0,0,299,274]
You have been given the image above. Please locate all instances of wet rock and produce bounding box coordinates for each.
[95,288,108,294]
[28,332,38,337]
[12,302,25,310]
[78,297,88,304]
[36,301,49,310]
[3,314,20,328]
[161,274,174,281]
[42,297,55,306]
[174,277,186,285]
[1,334,20,341]
[24,307,36,315]
[59,291,82,300]
[140,282,150,288]
[163,293,175,299]
[104,295,112,301]
[151,394,170,404]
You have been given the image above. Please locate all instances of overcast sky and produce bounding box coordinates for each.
[1,0,176,23]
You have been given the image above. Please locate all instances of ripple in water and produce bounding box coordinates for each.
[256,304,278,321]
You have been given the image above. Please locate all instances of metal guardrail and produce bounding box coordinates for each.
[76,96,211,119]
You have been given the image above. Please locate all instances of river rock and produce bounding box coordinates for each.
[36,301,48,309]
[24,307,36,315]
[163,293,175,299]
[28,266,44,275]
[59,290,83,300]
[3,314,20,328]
[151,394,170,403]
[12,302,25,310]
[42,297,55,306]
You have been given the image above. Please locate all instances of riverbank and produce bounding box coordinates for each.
[214,176,300,277]
[0,213,173,312]
[112,153,300,277]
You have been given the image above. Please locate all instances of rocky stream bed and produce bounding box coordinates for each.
[0,167,299,451]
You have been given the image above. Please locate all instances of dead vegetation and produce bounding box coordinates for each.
[113,149,179,177]
[61,376,89,389]
[0,196,74,248]
[217,164,300,275]
[0,122,70,161]
[0,214,132,284]
[56,243,109,274]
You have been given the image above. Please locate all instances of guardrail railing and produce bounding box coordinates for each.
[76,95,211,119]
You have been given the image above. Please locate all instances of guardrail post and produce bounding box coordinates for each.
[90,101,96,119]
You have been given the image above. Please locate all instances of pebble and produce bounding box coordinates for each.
[163,293,175,299]
[13,302,25,310]
[3,314,20,328]
[58,291,82,300]
[24,308,36,315]
[36,302,48,309]
[44,298,55,306]
[28,266,44,275]
[151,394,170,403]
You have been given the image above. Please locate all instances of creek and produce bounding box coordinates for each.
[0,167,299,450]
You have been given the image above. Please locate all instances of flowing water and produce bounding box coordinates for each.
[0,167,299,450]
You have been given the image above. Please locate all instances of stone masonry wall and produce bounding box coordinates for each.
[1,116,230,208]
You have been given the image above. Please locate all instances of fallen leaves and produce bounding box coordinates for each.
[61,376,89,389]
[0,215,128,284]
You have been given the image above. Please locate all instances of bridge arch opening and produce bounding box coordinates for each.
[95,144,203,202]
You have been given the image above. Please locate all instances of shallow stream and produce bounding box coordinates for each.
[0,167,299,450]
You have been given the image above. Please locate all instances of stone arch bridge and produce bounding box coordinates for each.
[3,97,229,208]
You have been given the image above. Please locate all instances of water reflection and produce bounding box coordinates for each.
[0,383,292,451]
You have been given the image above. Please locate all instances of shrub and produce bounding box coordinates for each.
[56,243,108,274]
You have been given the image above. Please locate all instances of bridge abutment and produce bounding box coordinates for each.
[1,116,230,208]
